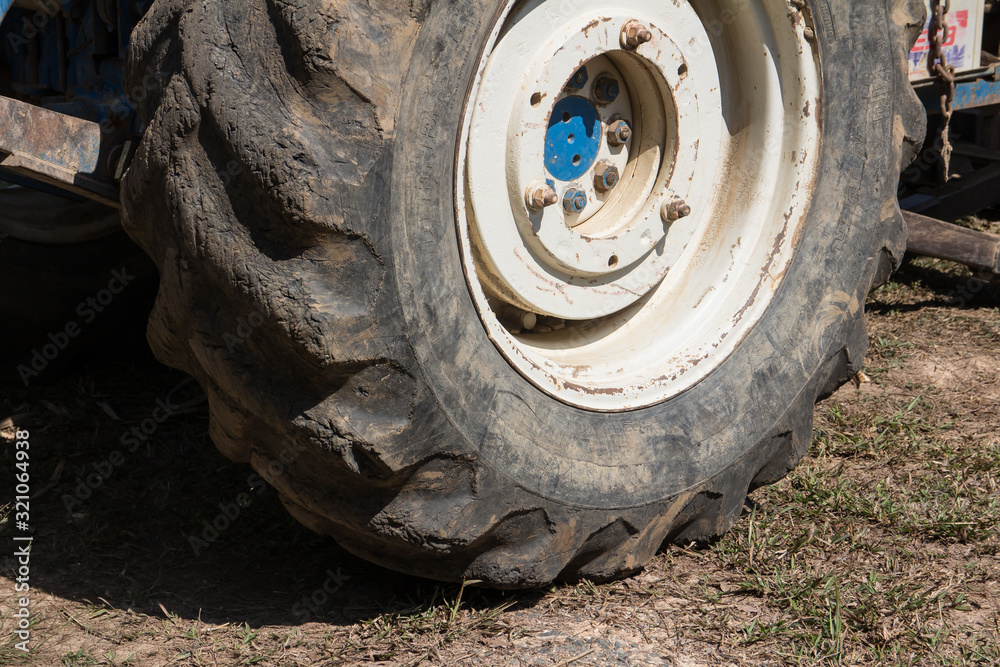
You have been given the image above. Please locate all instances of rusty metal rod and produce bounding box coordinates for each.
[0,95,119,207]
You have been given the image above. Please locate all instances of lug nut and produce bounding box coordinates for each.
[567,66,589,90]
[621,21,653,50]
[662,197,692,222]
[594,161,620,192]
[593,76,620,105]
[563,189,588,214]
[525,183,559,210]
[607,120,632,146]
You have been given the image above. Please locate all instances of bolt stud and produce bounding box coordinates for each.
[525,183,559,210]
[594,161,620,192]
[593,76,620,105]
[607,120,632,146]
[499,306,538,332]
[662,197,692,222]
[621,21,653,50]
[563,189,588,214]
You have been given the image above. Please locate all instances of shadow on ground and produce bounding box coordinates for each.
[1,355,544,631]
[867,254,1000,315]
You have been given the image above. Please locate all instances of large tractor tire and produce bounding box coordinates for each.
[122,0,925,587]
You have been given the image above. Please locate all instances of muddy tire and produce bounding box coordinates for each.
[122,0,925,586]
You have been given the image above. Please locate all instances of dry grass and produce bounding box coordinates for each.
[1,221,999,666]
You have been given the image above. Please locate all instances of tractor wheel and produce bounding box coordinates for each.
[122,0,925,587]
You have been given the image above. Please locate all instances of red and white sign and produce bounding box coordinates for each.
[909,0,984,81]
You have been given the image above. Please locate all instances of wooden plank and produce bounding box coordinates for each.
[903,210,1000,275]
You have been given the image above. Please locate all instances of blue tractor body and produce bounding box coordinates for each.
[0,1,146,201]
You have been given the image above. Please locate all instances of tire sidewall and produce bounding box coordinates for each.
[390,0,899,508]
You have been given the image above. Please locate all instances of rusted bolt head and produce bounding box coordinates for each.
[607,120,632,146]
[563,189,588,214]
[593,76,620,105]
[525,183,559,210]
[594,161,620,192]
[567,66,589,90]
[662,197,692,222]
[621,21,653,50]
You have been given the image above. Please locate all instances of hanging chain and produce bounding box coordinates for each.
[929,0,956,181]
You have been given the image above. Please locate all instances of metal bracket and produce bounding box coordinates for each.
[0,95,122,208]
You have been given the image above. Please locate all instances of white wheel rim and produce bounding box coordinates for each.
[457,0,823,411]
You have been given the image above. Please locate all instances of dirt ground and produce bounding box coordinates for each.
[2,217,999,666]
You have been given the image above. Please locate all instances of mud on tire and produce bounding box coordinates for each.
[121,0,926,586]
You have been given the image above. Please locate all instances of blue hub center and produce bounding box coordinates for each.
[544,96,602,182]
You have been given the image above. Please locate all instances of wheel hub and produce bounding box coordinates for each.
[465,9,708,320]
[457,0,822,410]
[544,95,602,182]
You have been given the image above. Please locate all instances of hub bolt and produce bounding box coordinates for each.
[662,197,692,222]
[499,306,538,332]
[525,182,559,210]
[563,189,588,214]
[567,66,589,90]
[621,21,653,50]
[594,161,620,192]
[593,76,620,105]
[607,120,632,146]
